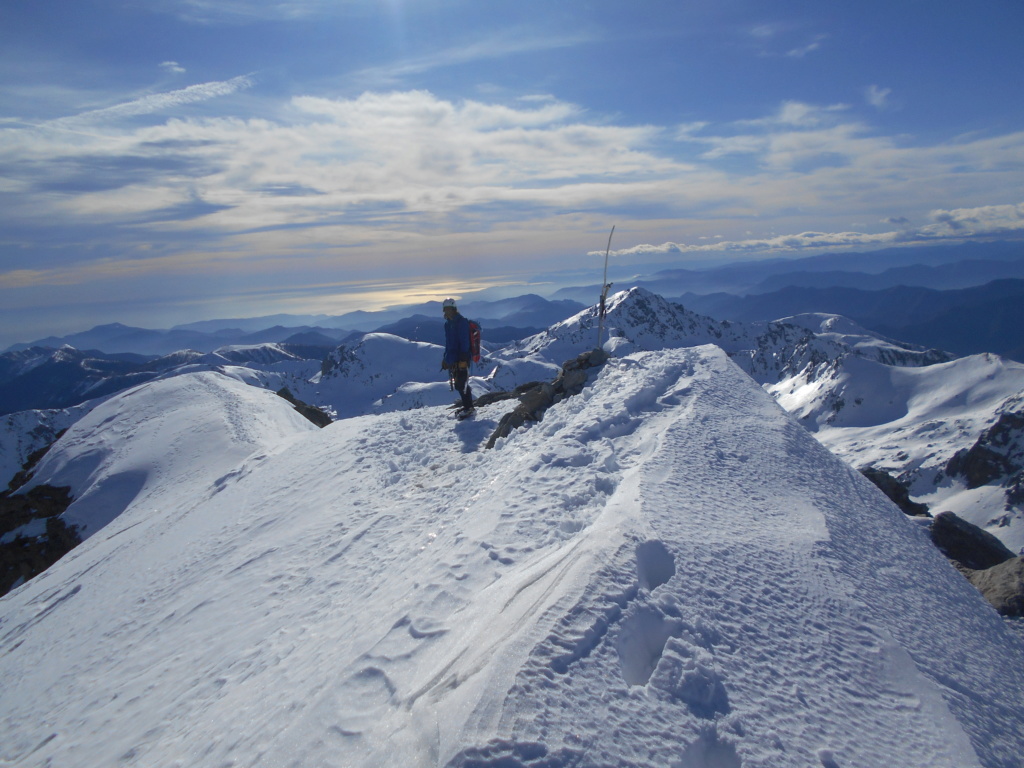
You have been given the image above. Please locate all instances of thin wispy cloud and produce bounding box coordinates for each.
[156,0,335,23]
[353,30,601,85]
[747,23,826,59]
[786,35,826,58]
[45,75,254,129]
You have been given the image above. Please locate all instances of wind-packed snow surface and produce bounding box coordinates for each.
[2,347,1023,767]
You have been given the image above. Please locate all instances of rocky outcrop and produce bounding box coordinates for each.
[276,387,332,428]
[6,429,66,493]
[929,511,1016,571]
[945,410,1024,489]
[486,349,608,449]
[926,511,1024,617]
[861,467,930,517]
[965,557,1024,617]
[1,484,79,597]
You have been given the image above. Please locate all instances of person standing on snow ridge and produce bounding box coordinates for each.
[441,298,474,416]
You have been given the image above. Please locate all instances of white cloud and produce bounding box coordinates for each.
[786,35,826,58]
[601,230,906,258]
[921,203,1024,237]
[160,61,187,74]
[605,203,1024,259]
[749,24,781,40]
[4,89,1024,293]
[866,85,892,109]
[772,100,848,127]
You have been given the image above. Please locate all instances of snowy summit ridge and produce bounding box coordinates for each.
[1,344,1023,767]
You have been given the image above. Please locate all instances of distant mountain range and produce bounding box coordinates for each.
[0,343,336,417]
[552,240,1024,300]
[5,322,355,357]
[679,278,1024,361]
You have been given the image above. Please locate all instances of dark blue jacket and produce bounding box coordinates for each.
[444,313,471,367]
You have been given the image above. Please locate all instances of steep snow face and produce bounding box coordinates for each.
[777,313,951,364]
[23,371,318,538]
[2,347,1022,768]
[0,404,97,490]
[779,352,1024,551]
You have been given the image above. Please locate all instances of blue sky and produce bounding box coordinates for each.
[1,0,1023,345]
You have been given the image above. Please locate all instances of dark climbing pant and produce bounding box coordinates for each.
[454,367,473,410]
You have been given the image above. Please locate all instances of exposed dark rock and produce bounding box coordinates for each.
[473,382,544,408]
[945,411,1024,490]
[1,484,73,534]
[929,511,1016,571]
[965,557,1024,617]
[1006,470,1024,506]
[486,384,556,450]
[276,386,332,428]
[6,429,67,493]
[860,467,930,517]
[1,484,79,597]
[486,349,608,449]
[946,446,1012,489]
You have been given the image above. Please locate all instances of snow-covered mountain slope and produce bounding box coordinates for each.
[506,289,1024,551]
[2,346,1022,768]
[0,404,97,493]
[508,288,951,380]
[775,312,954,366]
[0,346,160,416]
[20,372,319,539]
[775,352,1024,551]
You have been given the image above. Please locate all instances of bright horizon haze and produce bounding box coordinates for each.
[1,0,1023,347]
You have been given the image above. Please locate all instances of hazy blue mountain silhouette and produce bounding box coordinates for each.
[679,279,1024,361]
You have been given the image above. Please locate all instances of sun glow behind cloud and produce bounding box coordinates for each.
[3,0,1024,346]
[2,84,1023,310]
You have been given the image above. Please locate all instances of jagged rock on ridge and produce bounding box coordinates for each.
[861,467,930,517]
[486,348,608,449]
[275,386,332,428]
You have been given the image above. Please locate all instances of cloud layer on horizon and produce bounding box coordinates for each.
[2,80,1023,332]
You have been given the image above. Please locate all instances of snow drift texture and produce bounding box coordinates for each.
[2,345,1023,767]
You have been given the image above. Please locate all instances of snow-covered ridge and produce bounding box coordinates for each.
[506,289,1024,550]
[1,347,1022,767]
[510,288,951,380]
[6,286,1024,555]
[23,372,318,539]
